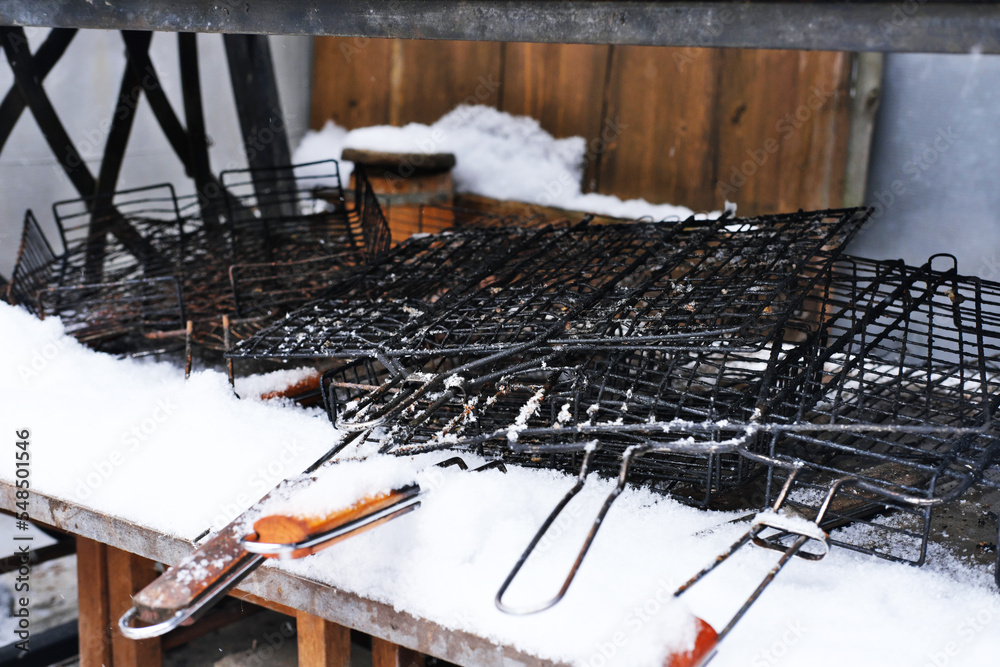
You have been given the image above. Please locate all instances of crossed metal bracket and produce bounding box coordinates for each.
[0,26,291,280]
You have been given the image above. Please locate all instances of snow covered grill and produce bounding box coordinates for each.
[752,254,1000,566]
[229,207,866,364]
[306,254,1000,598]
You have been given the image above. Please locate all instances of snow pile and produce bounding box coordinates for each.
[273,454,707,666]
[270,451,1000,667]
[294,105,717,221]
[0,303,336,538]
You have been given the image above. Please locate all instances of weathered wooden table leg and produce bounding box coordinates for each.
[106,545,162,666]
[77,537,113,667]
[371,636,425,667]
[296,610,351,666]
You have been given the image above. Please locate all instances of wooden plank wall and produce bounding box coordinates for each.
[311,38,852,216]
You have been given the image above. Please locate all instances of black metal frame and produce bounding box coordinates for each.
[2,2,999,54]
[0,27,290,243]
[7,165,391,357]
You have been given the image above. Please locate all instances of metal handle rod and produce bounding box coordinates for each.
[243,456,502,559]
[496,436,754,615]
[674,471,860,661]
[495,446,598,614]
[242,495,423,558]
[713,534,810,644]
[118,552,264,640]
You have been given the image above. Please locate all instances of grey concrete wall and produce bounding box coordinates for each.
[851,52,1000,279]
[0,29,312,279]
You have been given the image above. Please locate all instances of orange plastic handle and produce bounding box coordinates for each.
[664,617,718,667]
[251,488,412,559]
[260,371,323,401]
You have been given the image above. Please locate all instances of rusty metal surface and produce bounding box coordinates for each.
[0,482,561,667]
[1,2,999,53]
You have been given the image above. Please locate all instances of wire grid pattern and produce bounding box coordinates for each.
[220,160,360,266]
[228,224,550,359]
[49,184,186,285]
[23,185,190,348]
[417,204,574,232]
[38,277,186,345]
[7,163,390,354]
[741,256,1000,562]
[231,208,867,362]
[756,256,1000,499]
[7,210,58,312]
[324,256,1000,515]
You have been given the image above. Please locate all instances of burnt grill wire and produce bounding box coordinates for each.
[327,345,769,500]
[7,186,189,352]
[332,255,1000,518]
[7,185,192,353]
[230,208,867,363]
[414,255,1000,620]
[205,169,391,349]
[358,171,392,263]
[229,223,550,360]
[751,255,1000,564]
[220,160,360,265]
[229,253,367,320]
[7,163,390,356]
[50,184,186,286]
[417,203,572,232]
[37,277,186,349]
[318,356,566,472]
[7,210,57,313]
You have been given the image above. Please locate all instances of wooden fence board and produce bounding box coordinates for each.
[311,36,393,130]
[310,40,853,215]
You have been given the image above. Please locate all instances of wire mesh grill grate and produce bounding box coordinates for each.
[316,255,1000,524]
[7,164,390,355]
[230,208,867,361]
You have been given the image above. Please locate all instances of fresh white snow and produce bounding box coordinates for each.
[2,302,1000,666]
[0,304,336,538]
[294,105,723,222]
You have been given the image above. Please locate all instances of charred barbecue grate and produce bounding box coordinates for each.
[411,254,1000,631]
[749,254,1000,565]
[7,164,391,356]
[202,168,392,350]
[344,253,998,642]
[356,255,1000,525]
[7,210,57,313]
[230,207,867,363]
[220,159,360,265]
[8,185,190,351]
[38,277,186,349]
[49,183,187,286]
[229,224,554,360]
[416,203,574,232]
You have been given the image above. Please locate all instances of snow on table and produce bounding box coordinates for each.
[2,302,999,666]
[0,303,336,539]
